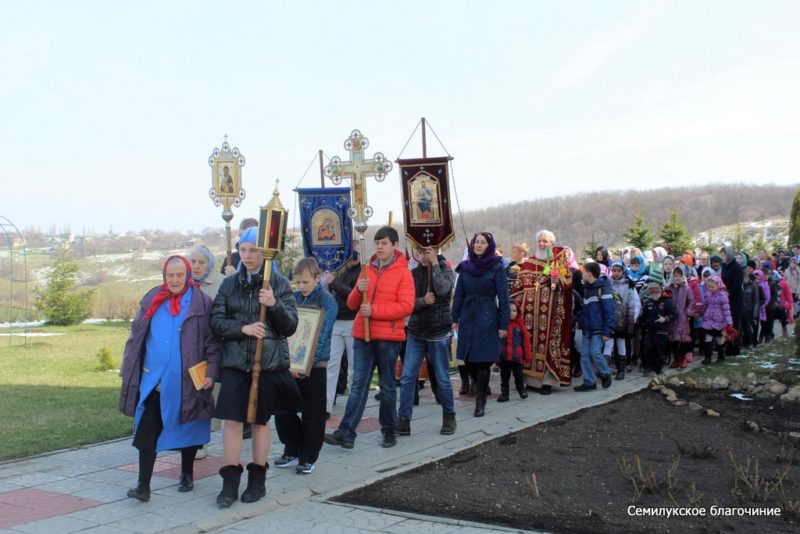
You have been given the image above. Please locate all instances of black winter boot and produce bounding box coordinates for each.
[127,481,150,502]
[715,344,725,364]
[474,368,490,417]
[216,464,243,508]
[440,412,457,435]
[701,342,712,365]
[615,359,625,381]
[497,385,510,403]
[457,365,470,395]
[241,462,268,503]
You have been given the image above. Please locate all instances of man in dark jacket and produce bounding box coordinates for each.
[397,246,456,437]
[575,262,616,391]
[210,227,302,508]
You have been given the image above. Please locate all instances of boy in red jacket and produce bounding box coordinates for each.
[324,227,415,449]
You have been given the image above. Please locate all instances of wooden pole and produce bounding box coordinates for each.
[246,259,273,423]
[421,117,427,158]
[319,149,325,188]
[359,237,370,342]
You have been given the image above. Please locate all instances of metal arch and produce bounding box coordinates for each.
[0,215,29,346]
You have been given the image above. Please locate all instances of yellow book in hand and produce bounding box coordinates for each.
[188,361,208,390]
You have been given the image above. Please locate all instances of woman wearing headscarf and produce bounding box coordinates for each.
[191,245,225,300]
[719,245,743,355]
[451,232,510,417]
[190,245,226,458]
[119,255,219,502]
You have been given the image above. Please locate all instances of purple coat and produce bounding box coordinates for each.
[119,287,220,422]
[701,288,732,331]
[668,283,695,342]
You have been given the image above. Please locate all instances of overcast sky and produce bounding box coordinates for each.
[2,0,799,234]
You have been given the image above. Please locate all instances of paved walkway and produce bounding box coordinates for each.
[0,370,651,533]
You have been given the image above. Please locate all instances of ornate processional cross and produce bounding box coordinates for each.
[324,129,392,228]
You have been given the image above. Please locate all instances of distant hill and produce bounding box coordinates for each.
[441,183,798,261]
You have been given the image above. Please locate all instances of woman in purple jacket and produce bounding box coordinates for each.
[119,255,219,502]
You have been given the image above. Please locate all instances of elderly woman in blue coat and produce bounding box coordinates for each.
[451,232,510,417]
[119,255,219,502]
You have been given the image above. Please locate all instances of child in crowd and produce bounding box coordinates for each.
[605,260,640,380]
[497,301,531,402]
[640,281,676,376]
[700,275,732,364]
[575,262,615,391]
[667,266,695,369]
[760,264,780,342]
[741,270,761,348]
[662,255,676,283]
[754,269,770,345]
[778,274,794,337]
[274,258,337,474]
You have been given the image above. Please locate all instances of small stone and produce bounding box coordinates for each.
[755,392,772,400]
[789,432,800,442]
[746,372,757,385]
[704,409,721,417]
[672,400,687,406]
[665,394,678,403]
[744,420,760,432]
[661,388,676,397]
[667,377,681,388]
[696,378,712,391]
[651,384,665,392]
[650,376,663,386]
[780,392,794,403]
[688,402,704,411]
[767,381,787,396]
[684,377,696,388]
[729,374,744,392]
[757,375,769,385]
[712,376,730,390]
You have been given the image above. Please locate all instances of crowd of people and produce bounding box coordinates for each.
[118,217,799,508]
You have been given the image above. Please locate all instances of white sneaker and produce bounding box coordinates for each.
[196,445,208,459]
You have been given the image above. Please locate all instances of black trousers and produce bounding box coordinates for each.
[498,361,524,388]
[641,331,667,374]
[132,390,198,481]
[274,367,327,465]
[740,316,756,347]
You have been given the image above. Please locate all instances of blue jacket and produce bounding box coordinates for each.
[579,276,616,337]
[293,284,338,368]
[451,263,510,364]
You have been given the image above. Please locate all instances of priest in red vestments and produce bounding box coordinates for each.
[509,230,577,394]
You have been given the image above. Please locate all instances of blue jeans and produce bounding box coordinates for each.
[337,339,401,440]
[580,333,611,386]
[398,336,455,420]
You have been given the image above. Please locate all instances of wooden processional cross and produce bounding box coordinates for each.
[324,129,393,341]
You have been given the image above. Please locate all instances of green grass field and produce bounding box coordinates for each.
[681,334,800,386]
[0,322,133,461]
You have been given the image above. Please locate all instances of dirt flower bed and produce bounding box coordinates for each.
[336,389,800,533]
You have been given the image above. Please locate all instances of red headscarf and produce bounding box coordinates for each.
[144,255,198,318]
